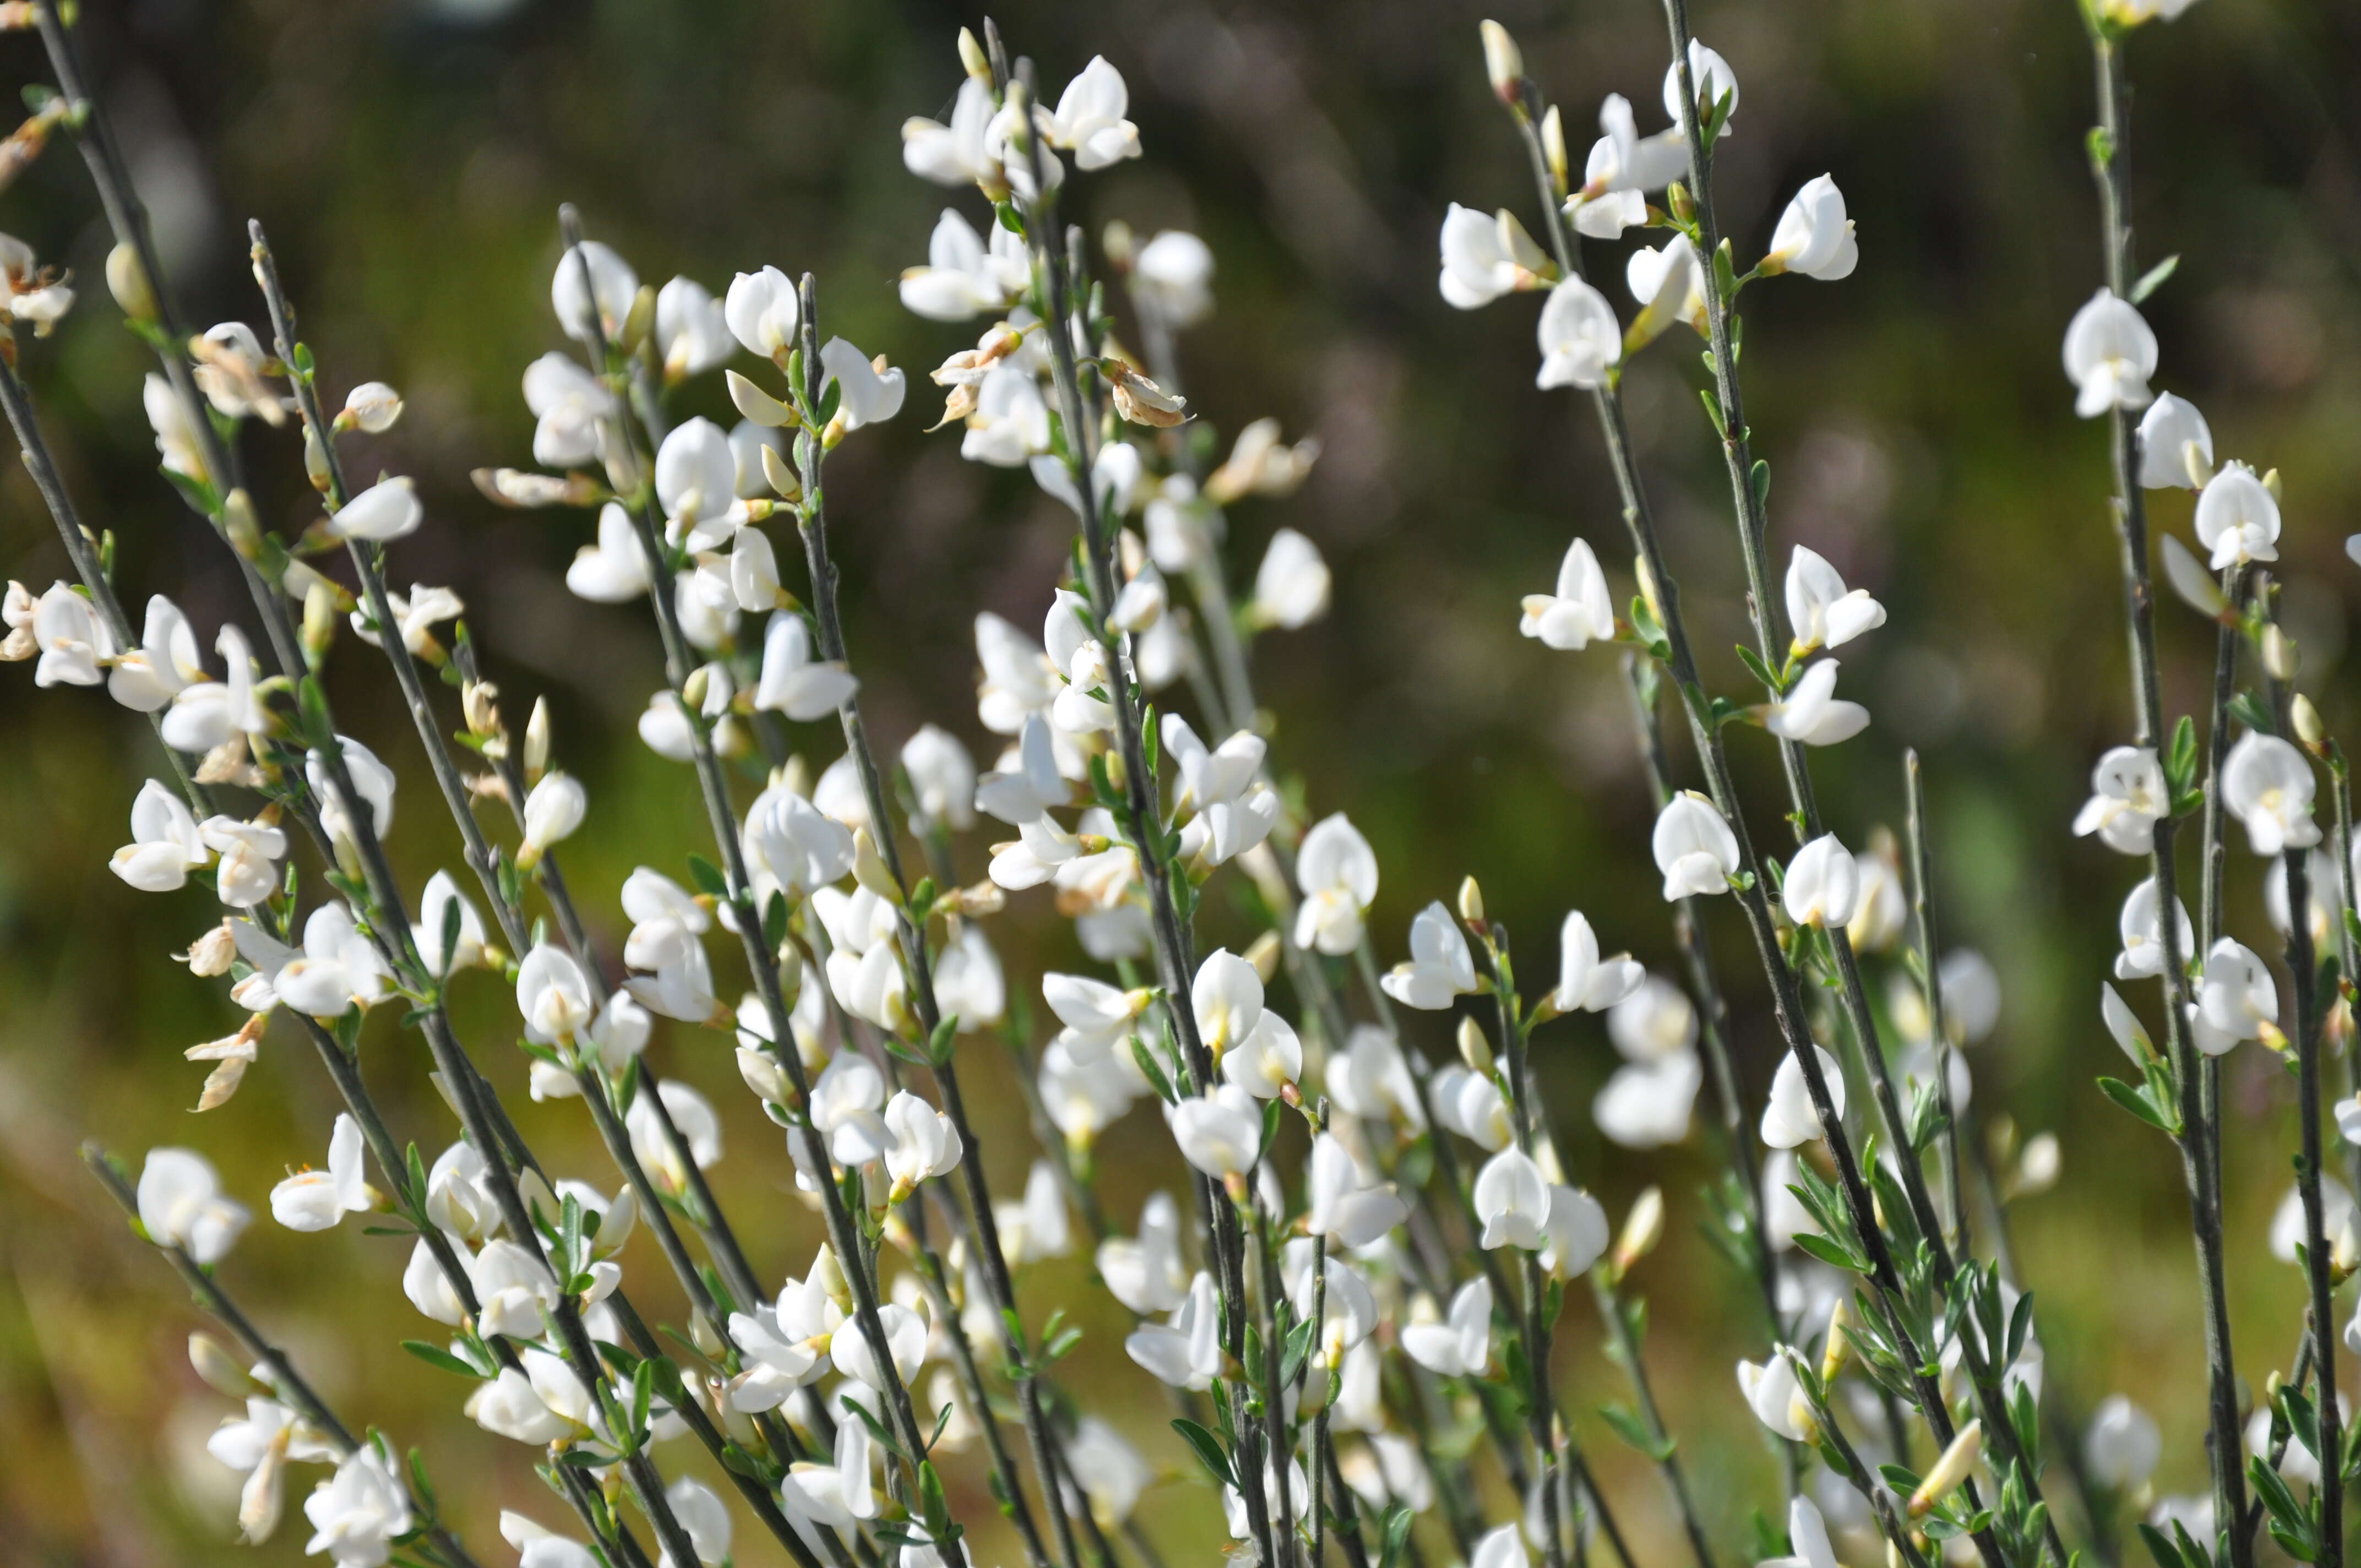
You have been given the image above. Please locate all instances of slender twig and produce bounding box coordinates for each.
[2080,18,2252,1556]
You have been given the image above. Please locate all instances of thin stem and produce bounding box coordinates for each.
[2081,21,2252,1556]
[1903,752,1969,1250]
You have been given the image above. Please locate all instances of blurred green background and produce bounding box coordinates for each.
[3,0,2360,1562]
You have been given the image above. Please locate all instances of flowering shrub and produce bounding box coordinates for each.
[2,2,2348,1568]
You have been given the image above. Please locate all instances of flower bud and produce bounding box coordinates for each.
[852,827,901,903]
[524,697,551,783]
[1541,105,1568,193]
[2262,623,2297,682]
[302,423,331,493]
[681,665,710,714]
[301,579,338,661]
[2294,694,2326,749]
[737,1044,790,1106]
[1457,875,1486,925]
[812,1243,853,1314]
[222,488,263,559]
[105,241,155,322]
[1102,219,1136,271]
[621,284,656,357]
[1479,19,1524,106]
[689,1309,724,1359]
[1456,1014,1493,1074]
[2262,467,2282,502]
[339,381,404,434]
[186,920,239,977]
[1244,930,1282,985]
[1667,180,1695,226]
[461,678,501,739]
[958,26,991,83]
[759,442,803,502]
[189,1331,252,1395]
[774,933,805,998]
[1820,1299,1854,1384]
[1612,1186,1665,1277]
[1910,1420,1983,1517]
[2335,1210,2360,1283]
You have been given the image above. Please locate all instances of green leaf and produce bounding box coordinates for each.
[685,854,728,899]
[2096,1075,2174,1133]
[994,202,1026,237]
[1380,1505,1415,1568]
[401,1340,480,1379]
[1749,458,1771,514]
[2129,254,2180,306]
[1130,1035,1177,1104]
[1793,1231,1868,1274]
[2228,690,2276,738]
[161,464,224,519]
[1171,1418,1236,1489]
[1279,1317,1317,1389]
[1599,1402,1674,1462]
[1734,643,1782,697]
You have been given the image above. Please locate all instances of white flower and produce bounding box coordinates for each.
[902,727,977,840]
[1100,1193,1189,1314]
[1305,1133,1409,1246]
[2085,1396,2162,1490]
[934,924,1005,1029]
[209,1394,334,1544]
[1061,1417,1154,1527]
[1403,1277,1492,1378]
[1250,527,1330,629]
[302,1448,412,1568]
[1568,93,1686,238]
[1438,203,1552,309]
[1763,659,1869,746]
[516,943,596,1043]
[1041,56,1142,169]
[1472,1523,1528,1568]
[655,276,733,380]
[882,1091,965,1197]
[423,1141,501,1240]
[1286,1245,1379,1358]
[1763,175,1858,280]
[523,352,614,467]
[780,1409,879,1534]
[30,580,109,688]
[961,364,1053,466]
[2195,937,2277,1049]
[722,268,807,366]
[1520,536,1617,647]
[107,594,203,710]
[305,736,398,847]
[2193,463,2281,569]
[1474,1147,1551,1250]
[270,1114,373,1231]
[1324,1024,1427,1131]
[1431,1065,1513,1151]
[1761,1495,1840,1568]
[1782,834,1859,928]
[1530,274,1624,389]
[567,503,653,602]
[469,1239,560,1338]
[274,903,394,1020]
[656,416,749,552]
[1593,1053,1702,1148]
[2114,877,2194,983]
[138,1147,249,1262]
[552,240,637,345]
[833,1303,928,1392]
[1221,1010,1303,1100]
[2223,732,2319,856]
[1555,911,1643,1011]
[742,785,858,905]
[1760,1046,1846,1149]
[1296,813,1380,955]
[1132,230,1216,329]
[628,1080,722,1194]
[820,337,907,431]
[624,916,718,1025]
[2102,982,2156,1065]
[416,869,488,977]
[467,1366,574,1445]
[520,772,586,862]
[109,779,210,892]
[1939,950,2003,1044]
[1539,1185,1611,1276]
[665,1478,732,1567]
[1171,1085,1266,1178]
[1785,546,1885,653]
[1625,233,1705,349]
[500,1513,602,1568]
[1738,1353,1812,1442]
[2063,288,2157,417]
[401,1239,466,1326]
[1653,791,1740,900]
[900,210,1029,321]
[1610,976,1697,1060]
[158,624,265,752]
[1165,716,1280,867]
[1381,900,1478,1010]
[1126,1270,1222,1390]
[2275,1178,2357,1262]
[2138,393,2214,489]
[145,372,213,485]
[324,476,423,543]
[1042,972,1152,1063]
[903,77,998,188]
[2074,745,2167,854]
[753,611,859,721]
[1665,40,1740,129]
[993,1157,1074,1266]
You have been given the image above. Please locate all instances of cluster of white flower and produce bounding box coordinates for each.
[23,2,2360,1567]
